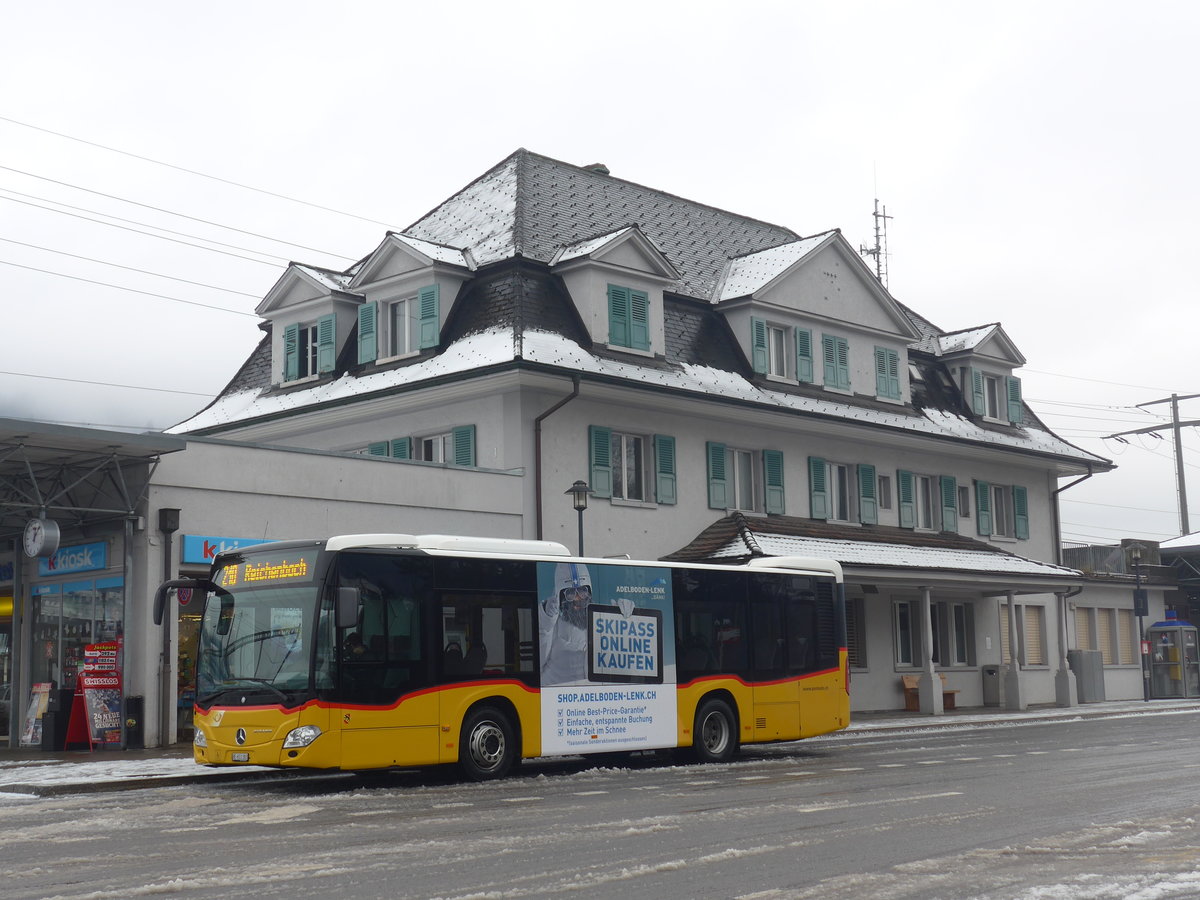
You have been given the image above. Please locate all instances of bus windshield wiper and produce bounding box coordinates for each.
[235,678,291,704]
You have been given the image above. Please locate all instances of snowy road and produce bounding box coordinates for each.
[1,708,1198,899]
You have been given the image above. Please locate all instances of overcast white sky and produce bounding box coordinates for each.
[1,0,1197,547]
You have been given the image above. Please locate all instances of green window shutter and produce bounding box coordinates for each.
[367,441,388,457]
[1006,375,1023,424]
[630,289,650,350]
[317,314,336,374]
[763,449,785,515]
[390,437,411,460]
[795,328,814,383]
[589,425,613,499]
[654,434,677,505]
[283,323,299,381]
[976,480,993,536]
[607,285,631,347]
[1013,485,1029,539]
[751,317,768,374]
[940,475,958,533]
[823,335,850,389]
[418,284,440,349]
[452,425,476,467]
[969,368,985,415]
[808,456,828,520]
[875,347,900,399]
[706,441,728,509]
[357,302,378,365]
[858,463,878,525]
[897,469,915,528]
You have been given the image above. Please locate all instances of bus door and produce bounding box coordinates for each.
[336,555,439,769]
[749,598,800,740]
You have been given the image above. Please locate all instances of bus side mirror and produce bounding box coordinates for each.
[154,578,209,626]
[336,587,359,630]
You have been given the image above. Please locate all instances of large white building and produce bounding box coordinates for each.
[2,150,1171,747]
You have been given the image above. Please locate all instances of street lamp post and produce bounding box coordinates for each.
[565,480,592,556]
[1130,543,1150,701]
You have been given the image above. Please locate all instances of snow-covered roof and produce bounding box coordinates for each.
[938,325,997,355]
[551,227,636,264]
[1160,532,1200,552]
[701,531,1080,579]
[715,233,829,301]
[169,327,1106,468]
[292,264,355,292]
[389,233,474,268]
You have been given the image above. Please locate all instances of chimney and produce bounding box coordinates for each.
[583,162,610,175]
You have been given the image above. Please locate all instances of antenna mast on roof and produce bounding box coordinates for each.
[859,199,892,288]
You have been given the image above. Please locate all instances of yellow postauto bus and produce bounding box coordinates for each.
[154,534,849,780]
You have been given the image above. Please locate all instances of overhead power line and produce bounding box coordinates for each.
[0,235,261,297]
[0,114,402,230]
[0,189,289,266]
[0,163,358,262]
[0,259,257,316]
[0,369,215,397]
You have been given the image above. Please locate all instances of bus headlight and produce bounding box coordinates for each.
[193,729,208,748]
[282,725,323,748]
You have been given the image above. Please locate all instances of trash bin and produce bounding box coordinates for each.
[125,696,145,749]
[982,665,1001,707]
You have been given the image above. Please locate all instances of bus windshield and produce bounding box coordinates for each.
[197,547,330,704]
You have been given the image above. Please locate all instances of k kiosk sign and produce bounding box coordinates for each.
[37,541,107,577]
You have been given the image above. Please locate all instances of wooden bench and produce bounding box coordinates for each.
[901,673,960,711]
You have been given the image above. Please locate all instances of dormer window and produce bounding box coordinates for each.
[607,284,650,351]
[284,314,335,382]
[389,296,420,357]
[356,284,442,365]
[750,320,815,383]
[967,368,1023,424]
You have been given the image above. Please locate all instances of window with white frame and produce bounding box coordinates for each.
[915,475,940,531]
[976,481,1029,540]
[767,325,787,377]
[991,484,1014,537]
[826,461,856,523]
[416,432,453,463]
[957,485,971,518]
[388,296,420,357]
[879,474,893,510]
[611,431,648,501]
[896,599,975,667]
[727,448,758,512]
[894,601,920,666]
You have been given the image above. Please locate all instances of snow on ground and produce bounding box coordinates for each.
[0,700,1195,800]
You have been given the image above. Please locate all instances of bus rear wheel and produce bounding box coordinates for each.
[692,697,738,763]
[460,706,517,781]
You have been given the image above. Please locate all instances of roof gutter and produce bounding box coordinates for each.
[534,374,581,540]
[1052,465,1095,565]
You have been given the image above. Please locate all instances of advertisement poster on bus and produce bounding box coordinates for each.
[537,561,676,755]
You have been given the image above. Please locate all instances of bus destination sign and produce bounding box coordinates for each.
[216,550,318,589]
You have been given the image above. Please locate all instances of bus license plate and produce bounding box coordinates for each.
[231,752,249,762]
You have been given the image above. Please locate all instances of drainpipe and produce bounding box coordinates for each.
[534,375,581,541]
[1052,467,1094,566]
[158,509,181,747]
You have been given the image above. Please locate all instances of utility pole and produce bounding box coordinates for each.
[1105,392,1200,535]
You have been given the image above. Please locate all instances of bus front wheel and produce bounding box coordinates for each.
[460,706,517,781]
[692,697,738,763]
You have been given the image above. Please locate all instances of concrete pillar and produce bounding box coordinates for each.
[1004,591,1026,710]
[1054,591,1077,708]
[917,587,944,715]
